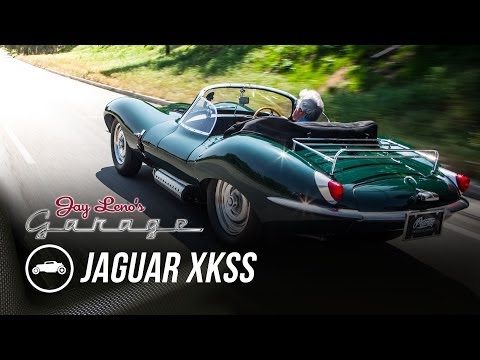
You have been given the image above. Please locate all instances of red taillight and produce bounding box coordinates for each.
[456,174,470,192]
[328,180,344,202]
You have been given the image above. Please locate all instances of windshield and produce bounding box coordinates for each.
[180,97,217,135]
[180,85,296,136]
[208,87,294,117]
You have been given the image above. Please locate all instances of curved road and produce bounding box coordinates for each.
[1,49,480,314]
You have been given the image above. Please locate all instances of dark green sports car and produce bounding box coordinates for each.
[104,83,470,245]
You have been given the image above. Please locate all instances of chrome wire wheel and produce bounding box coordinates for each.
[214,180,250,235]
[110,119,142,177]
[113,123,126,165]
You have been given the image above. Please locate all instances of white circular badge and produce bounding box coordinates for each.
[25,244,74,293]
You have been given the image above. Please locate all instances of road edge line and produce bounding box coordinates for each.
[3,125,35,165]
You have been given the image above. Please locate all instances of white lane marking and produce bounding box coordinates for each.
[3,125,35,164]
[444,223,480,242]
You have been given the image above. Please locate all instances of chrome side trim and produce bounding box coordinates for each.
[314,171,336,205]
[152,169,190,200]
[267,197,469,221]
[267,197,362,219]
[439,167,462,194]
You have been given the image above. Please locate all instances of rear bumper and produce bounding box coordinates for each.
[266,196,469,222]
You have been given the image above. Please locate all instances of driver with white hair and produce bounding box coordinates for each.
[291,89,324,122]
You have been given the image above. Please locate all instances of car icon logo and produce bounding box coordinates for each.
[32,260,67,275]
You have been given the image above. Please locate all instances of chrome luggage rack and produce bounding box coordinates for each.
[291,138,439,176]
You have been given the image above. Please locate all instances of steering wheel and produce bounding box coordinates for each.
[253,106,285,118]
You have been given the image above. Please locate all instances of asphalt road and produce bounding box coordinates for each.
[1,49,480,314]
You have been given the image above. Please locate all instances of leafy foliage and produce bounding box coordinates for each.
[3,45,68,55]
[10,44,480,174]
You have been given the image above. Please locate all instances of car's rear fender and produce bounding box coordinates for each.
[193,135,332,221]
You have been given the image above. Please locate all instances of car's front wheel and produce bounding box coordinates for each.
[58,266,66,275]
[207,179,260,246]
[32,267,40,275]
[111,119,142,176]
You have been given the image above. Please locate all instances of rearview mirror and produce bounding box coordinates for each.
[239,96,249,105]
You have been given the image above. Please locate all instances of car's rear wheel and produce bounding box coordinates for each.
[207,179,260,246]
[111,119,142,176]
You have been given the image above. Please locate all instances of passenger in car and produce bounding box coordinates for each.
[291,89,324,122]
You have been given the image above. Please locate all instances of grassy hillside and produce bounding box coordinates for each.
[15,45,480,176]
[17,45,351,100]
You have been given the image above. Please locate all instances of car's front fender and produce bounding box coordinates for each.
[104,97,177,149]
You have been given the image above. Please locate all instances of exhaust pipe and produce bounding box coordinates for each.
[152,169,194,201]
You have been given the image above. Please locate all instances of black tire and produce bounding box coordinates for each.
[207,179,260,246]
[110,119,142,176]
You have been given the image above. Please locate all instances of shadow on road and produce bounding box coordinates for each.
[95,165,480,314]
[96,165,219,252]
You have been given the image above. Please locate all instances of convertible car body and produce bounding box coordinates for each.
[104,83,470,245]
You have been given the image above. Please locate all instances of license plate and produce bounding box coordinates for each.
[403,209,445,241]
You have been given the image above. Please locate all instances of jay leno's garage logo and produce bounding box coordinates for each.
[24,196,256,293]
